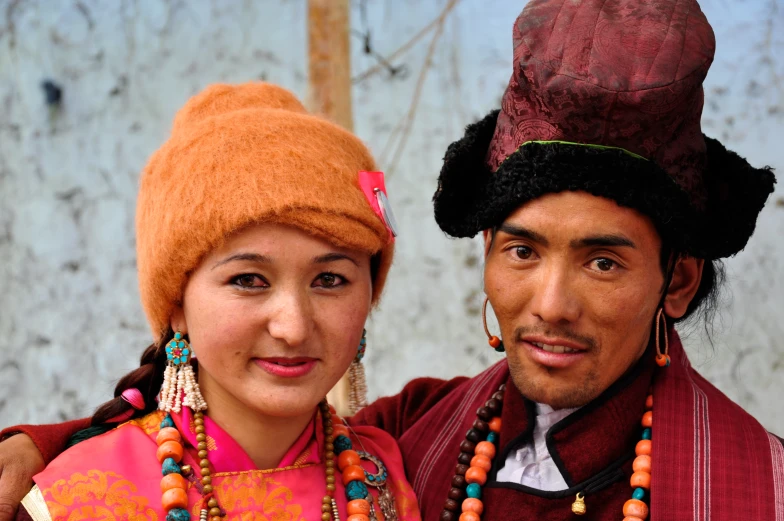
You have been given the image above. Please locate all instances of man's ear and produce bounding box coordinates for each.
[664,257,704,319]
[483,229,493,259]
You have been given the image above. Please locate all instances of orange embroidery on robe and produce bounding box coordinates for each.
[43,470,159,521]
[292,448,312,467]
[201,472,306,521]
[122,411,165,436]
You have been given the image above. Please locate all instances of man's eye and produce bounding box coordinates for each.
[515,246,534,260]
[593,258,616,272]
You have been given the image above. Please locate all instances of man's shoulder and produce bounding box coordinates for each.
[392,358,509,410]
[395,359,509,427]
[688,367,784,448]
[351,358,509,437]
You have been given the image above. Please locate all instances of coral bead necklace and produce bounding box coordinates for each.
[156,400,383,521]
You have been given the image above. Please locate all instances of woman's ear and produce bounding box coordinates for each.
[170,306,187,335]
[664,257,704,319]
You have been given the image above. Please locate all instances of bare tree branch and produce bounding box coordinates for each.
[353,0,460,84]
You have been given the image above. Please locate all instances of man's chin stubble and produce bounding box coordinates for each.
[507,361,601,410]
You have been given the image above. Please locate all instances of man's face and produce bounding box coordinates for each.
[484,191,666,409]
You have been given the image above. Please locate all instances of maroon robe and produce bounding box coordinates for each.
[353,345,655,520]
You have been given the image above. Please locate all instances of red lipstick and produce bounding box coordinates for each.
[254,357,317,378]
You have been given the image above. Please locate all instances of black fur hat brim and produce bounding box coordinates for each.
[433,110,775,259]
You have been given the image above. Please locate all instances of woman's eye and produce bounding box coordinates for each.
[592,258,617,272]
[515,246,534,260]
[233,274,267,288]
[314,273,345,288]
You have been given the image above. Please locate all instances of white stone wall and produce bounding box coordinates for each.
[1,0,782,434]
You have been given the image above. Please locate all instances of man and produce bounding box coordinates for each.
[1,0,782,520]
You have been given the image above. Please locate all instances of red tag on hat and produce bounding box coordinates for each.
[358,171,398,242]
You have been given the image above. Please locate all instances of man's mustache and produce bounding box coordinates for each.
[513,326,597,350]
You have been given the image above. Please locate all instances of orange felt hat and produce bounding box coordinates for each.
[135,82,394,338]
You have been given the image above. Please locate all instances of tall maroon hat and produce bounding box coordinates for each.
[434,0,775,259]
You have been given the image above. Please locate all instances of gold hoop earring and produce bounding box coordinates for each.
[654,308,671,367]
[482,297,505,353]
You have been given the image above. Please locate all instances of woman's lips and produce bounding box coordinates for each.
[253,357,317,378]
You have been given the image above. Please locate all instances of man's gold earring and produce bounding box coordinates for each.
[654,308,671,367]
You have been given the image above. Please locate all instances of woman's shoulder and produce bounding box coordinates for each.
[48,410,165,464]
[117,409,169,438]
[31,411,168,521]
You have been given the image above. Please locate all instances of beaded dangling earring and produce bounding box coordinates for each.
[654,308,671,367]
[159,331,207,413]
[348,329,368,415]
[482,297,505,352]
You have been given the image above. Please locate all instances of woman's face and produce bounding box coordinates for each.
[171,223,372,419]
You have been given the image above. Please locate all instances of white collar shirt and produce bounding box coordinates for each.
[495,403,578,491]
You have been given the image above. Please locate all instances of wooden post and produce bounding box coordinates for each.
[307,0,354,130]
[307,0,354,416]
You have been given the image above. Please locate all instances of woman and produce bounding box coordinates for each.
[17,82,419,521]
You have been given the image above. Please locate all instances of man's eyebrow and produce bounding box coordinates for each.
[497,224,549,246]
[570,235,637,249]
[211,253,272,270]
[497,225,636,250]
[313,253,359,267]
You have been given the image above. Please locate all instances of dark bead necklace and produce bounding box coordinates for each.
[438,383,655,521]
[438,384,505,521]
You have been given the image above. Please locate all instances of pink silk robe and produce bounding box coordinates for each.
[29,407,421,521]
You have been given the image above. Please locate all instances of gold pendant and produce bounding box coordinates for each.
[571,493,587,515]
